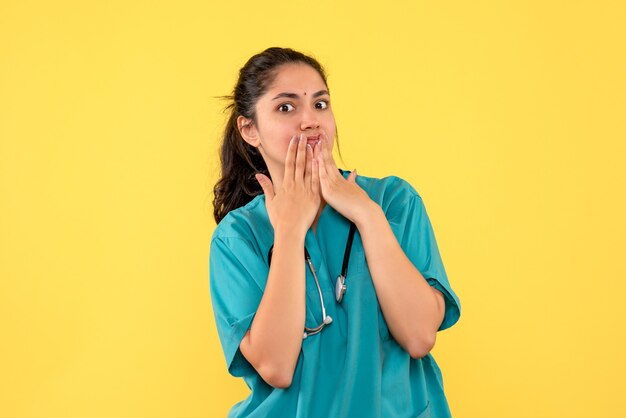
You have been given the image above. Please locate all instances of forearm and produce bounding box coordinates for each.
[245,228,306,386]
[355,202,445,358]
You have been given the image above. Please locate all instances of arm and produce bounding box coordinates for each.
[239,227,306,388]
[354,202,446,358]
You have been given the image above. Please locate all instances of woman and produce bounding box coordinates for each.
[209,47,461,417]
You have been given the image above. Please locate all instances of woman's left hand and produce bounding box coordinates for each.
[313,130,375,224]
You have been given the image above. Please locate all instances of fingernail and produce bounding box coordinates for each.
[307,144,312,152]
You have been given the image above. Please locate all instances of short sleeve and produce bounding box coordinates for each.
[388,191,461,331]
[209,235,265,377]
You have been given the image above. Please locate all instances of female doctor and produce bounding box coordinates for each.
[210,47,461,418]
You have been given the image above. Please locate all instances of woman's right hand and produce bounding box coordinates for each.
[254,133,320,237]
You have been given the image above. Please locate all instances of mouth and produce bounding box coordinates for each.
[306,134,320,142]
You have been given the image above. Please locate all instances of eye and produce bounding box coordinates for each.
[316,100,329,110]
[278,103,295,112]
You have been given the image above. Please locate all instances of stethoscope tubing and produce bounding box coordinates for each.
[267,221,357,338]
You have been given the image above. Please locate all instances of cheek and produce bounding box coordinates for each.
[279,133,296,159]
[324,115,337,137]
[261,122,293,145]
[325,123,337,141]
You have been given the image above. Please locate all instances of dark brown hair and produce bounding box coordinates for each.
[212,47,342,224]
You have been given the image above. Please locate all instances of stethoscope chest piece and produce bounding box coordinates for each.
[335,274,346,303]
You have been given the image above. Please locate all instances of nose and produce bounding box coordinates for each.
[299,107,320,131]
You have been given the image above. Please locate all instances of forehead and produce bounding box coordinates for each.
[265,63,326,93]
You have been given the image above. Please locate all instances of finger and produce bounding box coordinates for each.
[317,140,328,185]
[313,138,322,163]
[255,173,275,202]
[312,155,320,195]
[294,133,307,180]
[320,132,339,174]
[317,136,331,174]
[347,169,357,183]
[283,135,298,183]
[304,142,313,187]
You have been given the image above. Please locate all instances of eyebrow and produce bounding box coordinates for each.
[270,90,330,101]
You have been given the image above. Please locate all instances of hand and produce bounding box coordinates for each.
[255,134,320,236]
[313,130,374,224]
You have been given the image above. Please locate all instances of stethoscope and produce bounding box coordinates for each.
[267,221,357,339]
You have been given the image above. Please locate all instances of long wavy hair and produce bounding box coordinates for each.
[212,47,343,224]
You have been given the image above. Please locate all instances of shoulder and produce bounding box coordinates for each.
[355,172,424,219]
[211,194,271,246]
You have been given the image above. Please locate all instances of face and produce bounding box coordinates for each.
[238,63,336,176]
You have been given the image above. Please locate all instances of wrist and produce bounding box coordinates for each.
[353,200,384,229]
[274,225,307,244]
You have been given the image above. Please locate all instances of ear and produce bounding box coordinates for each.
[237,115,261,148]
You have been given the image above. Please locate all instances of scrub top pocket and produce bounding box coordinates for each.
[376,300,391,341]
[350,233,367,274]
[344,270,391,342]
[415,401,432,418]
[349,239,390,341]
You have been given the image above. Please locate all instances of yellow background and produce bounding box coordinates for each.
[1,1,625,417]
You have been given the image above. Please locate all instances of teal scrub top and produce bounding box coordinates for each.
[209,171,461,418]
